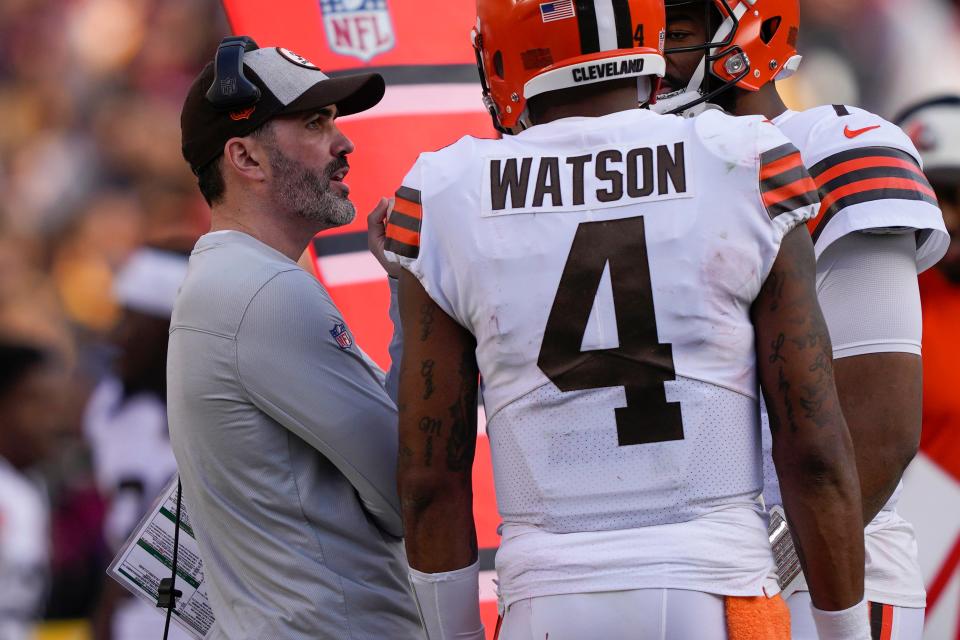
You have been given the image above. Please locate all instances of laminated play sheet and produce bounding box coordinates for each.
[108,476,215,639]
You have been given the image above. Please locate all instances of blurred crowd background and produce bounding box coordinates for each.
[0,0,959,638]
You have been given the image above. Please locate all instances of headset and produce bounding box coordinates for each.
[205,35,262,110]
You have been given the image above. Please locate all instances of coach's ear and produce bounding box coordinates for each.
[223,136,268,184]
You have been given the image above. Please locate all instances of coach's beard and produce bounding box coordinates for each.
[269,151,356,229]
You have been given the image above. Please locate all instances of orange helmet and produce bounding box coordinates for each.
[473,0,667,133]
[658,0,801,114]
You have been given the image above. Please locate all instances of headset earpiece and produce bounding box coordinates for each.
[206,36,262,110]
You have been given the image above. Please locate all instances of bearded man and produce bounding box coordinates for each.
[168,38,423,639]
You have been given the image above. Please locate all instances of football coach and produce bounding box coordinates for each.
[169,37,423,639]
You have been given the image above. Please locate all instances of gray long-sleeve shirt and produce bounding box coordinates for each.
[167,230,422,639]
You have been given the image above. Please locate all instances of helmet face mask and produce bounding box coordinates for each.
[656,0,802,115]
[473,0,668,134]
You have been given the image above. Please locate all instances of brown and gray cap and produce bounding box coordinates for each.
[181,42,385,175]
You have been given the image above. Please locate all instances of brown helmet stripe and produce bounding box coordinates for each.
[612,0,634,49]
[576,0,601,54]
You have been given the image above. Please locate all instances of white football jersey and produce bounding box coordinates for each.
[83,379,192,639]
[387,108,816,601]
[84,377,178,551]
[760,104,947,607]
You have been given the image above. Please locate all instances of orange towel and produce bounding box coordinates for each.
[725,594,791,640]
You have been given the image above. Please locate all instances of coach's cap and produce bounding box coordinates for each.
[181,42,385,175]
[895,95,960,183]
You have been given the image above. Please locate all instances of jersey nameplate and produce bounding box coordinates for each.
[482,141,693,216]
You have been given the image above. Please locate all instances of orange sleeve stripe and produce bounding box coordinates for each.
[393,197,423,221]
[385,222,420,246]
[760,152,804,179]
[819,176,937,212]
[813,155,926,187]
[762,176,819,207]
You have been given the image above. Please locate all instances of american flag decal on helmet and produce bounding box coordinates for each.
[540,0,575,23]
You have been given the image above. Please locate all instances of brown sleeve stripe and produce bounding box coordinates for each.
[384,235,419,259]
[811,188,938,242]
[396,185,422,204]
[809,146,921,179]
[387,210,421,233]
[759,143,818,219]
[760,151,804,185]
[760,165,809,193]
[808,147,940,241]
[386,186,423,259]
[765,190,819,219]
[818,165,932,196]
[760,142,799,166]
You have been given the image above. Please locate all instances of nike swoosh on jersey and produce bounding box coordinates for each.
[843,124,882,139]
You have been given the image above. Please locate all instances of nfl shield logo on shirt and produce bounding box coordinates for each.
[330,322,353,350]
[319,0,396,62]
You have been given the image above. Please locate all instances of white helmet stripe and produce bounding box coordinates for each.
[709,1,749,58]
[595,0,620,52]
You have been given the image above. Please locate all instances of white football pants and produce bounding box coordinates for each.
[496,589,728,640]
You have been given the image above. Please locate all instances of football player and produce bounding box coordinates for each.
[655,2,950,638]
[386,1,869,638]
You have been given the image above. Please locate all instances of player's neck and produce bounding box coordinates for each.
[529,84,641,125]
[731,84,788,121]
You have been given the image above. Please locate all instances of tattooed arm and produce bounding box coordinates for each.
[397,268,479,572]
[752,227,864,611]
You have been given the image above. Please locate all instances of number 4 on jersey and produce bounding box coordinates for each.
[537,216,684,446]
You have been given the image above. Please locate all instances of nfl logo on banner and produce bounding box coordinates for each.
[319,0,396,62]
[330,322,353,350]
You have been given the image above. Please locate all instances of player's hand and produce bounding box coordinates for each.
[367,196,400,279]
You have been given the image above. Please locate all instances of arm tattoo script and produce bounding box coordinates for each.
[419,417,442,467]
[445,345,478,473]
[419,303,435,342]
[421,359,435,400]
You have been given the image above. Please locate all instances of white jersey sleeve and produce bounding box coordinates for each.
[384,148,470,329]
[773,105,949,272]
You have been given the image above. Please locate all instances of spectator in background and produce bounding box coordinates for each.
[0,341,53,640]
[897,97,960,482]
[0,279,74,639]
[85,242,193,640]
[0,0,225,626]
